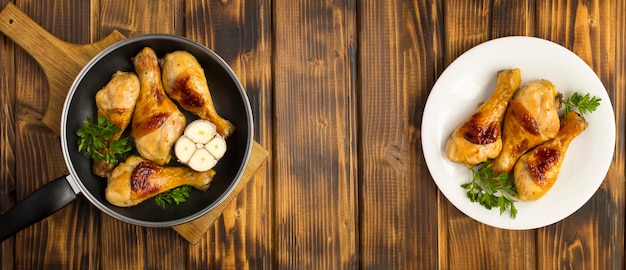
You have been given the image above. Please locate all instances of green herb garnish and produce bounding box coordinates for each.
[77,116,132,163]
[461,160,518,219]
[154,185,193,208]
[562,92,601,116]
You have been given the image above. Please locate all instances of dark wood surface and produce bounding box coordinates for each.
[1,0,624,269]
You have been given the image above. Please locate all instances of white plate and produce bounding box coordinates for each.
[421,36,615,230]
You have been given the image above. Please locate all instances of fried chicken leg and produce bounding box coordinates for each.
[105,155,215,207]
[492,80,561,174]
[160,51,235,138]
[131,47,186,165]
[445,68,522,166]
[513,111,588,201]
[92,71,140,177]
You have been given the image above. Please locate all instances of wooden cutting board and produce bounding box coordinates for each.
[0,3,267,244]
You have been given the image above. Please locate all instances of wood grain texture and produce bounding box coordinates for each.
[10,0,99,268]
[182,0,273,268]
[98,215,145,269]
[2,0,625,268]
[617,0,626,264]
[492,0,534,37]
[359,0,440,268]
[100,0,183,37]
[442,0,490,64]
[536,1,624,269]
[441,1,537,269]
[0,2,15,268]
[146,228,188,269]
[274,0,358,268]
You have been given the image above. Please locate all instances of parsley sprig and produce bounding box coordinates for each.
[562,92,601,116]
[461,160,518,219]
[155,186,193,208]
[77,116,132,163]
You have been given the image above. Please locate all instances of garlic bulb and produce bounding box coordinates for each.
[174,119,227,171]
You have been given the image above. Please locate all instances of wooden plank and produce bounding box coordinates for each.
[536,0,624,268]
[618,0,626,264]
[441,0,490,64]
[99,0,183,37]
[11,0,100,268]
[0,1,16,268]
[97,1,185,269]
[146,228,188,269]
[440,1,536,269]
[98,215,145,269]
[492,0,534,37]
[181,0,273,268]
[274,0,358,268]
[358,0,440,268]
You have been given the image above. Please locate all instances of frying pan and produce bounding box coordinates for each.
[0,35,254,242]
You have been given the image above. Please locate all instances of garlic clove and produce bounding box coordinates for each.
[187,148,217,172]
[184,119,217,144]
[205,135,227,159]
[174,135,196,164]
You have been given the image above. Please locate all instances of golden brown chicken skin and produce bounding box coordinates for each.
[492,80,561,174]
[445,68,521,166]
[131,47,186,165]
[105,155,215,207]
[92,71,141,177]
[513,111,588,201]
[160,50,235,138]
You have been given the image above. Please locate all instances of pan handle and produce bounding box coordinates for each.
[0,175,79,242]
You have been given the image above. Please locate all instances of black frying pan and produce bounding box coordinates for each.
[0,35,253,241]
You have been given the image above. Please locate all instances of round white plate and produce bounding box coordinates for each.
[421,36,615,230]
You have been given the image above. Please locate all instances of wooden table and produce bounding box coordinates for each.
[1,0,623,269]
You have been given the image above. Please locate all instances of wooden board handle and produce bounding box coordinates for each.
[0,3,125,134]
